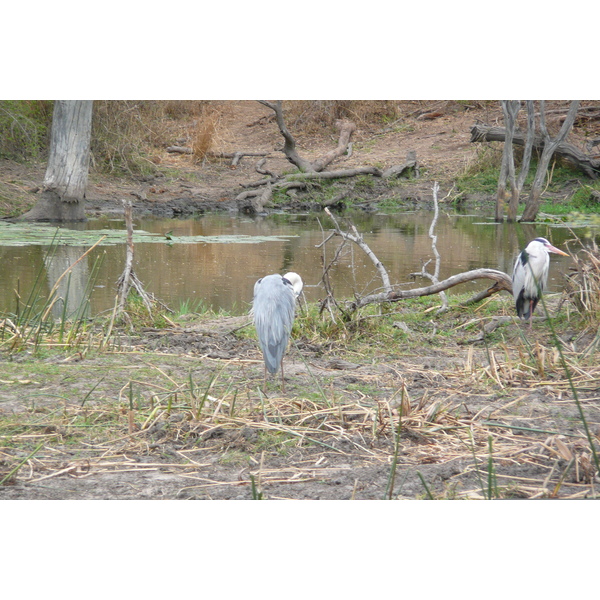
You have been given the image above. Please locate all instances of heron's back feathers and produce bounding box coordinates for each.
[253,274,297,374]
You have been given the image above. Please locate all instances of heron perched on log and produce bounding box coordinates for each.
[253,272,303,391]
[512,237,569,328]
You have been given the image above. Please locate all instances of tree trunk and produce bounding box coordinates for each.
[520,101,580,222]
[495,101,521,222]
[19,100,93,222]
[511,100,536,220]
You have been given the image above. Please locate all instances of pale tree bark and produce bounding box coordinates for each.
[511,100,536,221]
[495,101,537,222]
[496,101,520,222]
[521,101,580,222]
[19,100,93,222]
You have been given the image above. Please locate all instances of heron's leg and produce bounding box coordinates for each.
[529,300,534,329]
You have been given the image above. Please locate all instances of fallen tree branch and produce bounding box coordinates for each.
[165,147,270,167]
[382,150,419,179]
[255,157,276,178]
[287,166,383,180]
[317,186,513,317]
[347,269,512,312]
[310,120,356,172]
[259,101,357,173]
[165,145,193,154]
[470,123,600,179]
[258,101,316,172]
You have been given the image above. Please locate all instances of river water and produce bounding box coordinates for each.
[0,210,593,318]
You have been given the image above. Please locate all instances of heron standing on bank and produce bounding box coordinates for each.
[512,237,569,328]
[253,272,303,391]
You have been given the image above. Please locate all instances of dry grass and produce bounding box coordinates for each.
[90,101,216,173]
[565,238,600,326]
[284,101,401,134]
[191,104,227,163]
[1,322,599,499]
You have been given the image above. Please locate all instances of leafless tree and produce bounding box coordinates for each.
[474,101,586,222]
[520,100,580,222]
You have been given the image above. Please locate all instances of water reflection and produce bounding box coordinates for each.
[0,211,594,317]
[43,245,91,319]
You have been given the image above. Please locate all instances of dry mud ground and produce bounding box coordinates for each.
[0,316,599,500]
[1,101,599,500]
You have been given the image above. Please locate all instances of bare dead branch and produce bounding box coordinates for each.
[310,120,357,172]
[259,101,358,174]
[255,157,276,178]
[165,147,271,167]
[382,150,419,179]
[258,101,315,172]
[324,207,391,293]
[287,166,383,180]
[410,182,448,311]
[316,184,513,318]
[116,199,155,316]
[166,145,193,154]
[347,269,513,312]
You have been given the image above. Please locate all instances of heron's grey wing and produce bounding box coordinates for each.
[512,253,525,303]
[537,256,550,293]
[512,252,530,318]
[254,275,296,373]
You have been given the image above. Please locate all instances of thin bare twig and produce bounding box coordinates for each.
[324,207,391,293]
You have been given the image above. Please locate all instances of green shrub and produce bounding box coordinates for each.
[0,101,53,160]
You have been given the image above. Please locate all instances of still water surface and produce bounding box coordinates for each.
[0,211,592,318]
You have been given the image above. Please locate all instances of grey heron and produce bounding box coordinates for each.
[253,272,303,391]
[512,237,569,327]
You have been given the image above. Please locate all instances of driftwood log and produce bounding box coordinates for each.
[165,147,270,167]
[347,269,513,312]
[258,100,357,173]
[470,124,600,179]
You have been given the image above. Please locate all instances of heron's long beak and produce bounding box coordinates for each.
[547,244,569,257]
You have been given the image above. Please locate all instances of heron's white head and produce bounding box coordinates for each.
[283,272,303,297]
[531,237,569,257]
